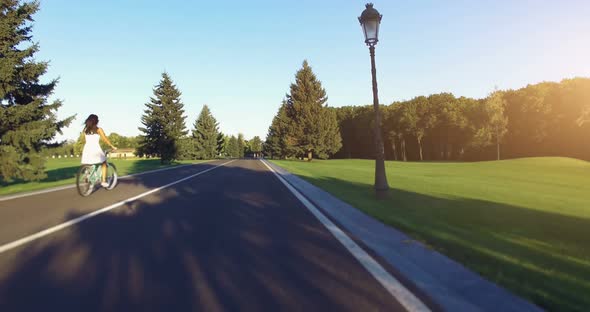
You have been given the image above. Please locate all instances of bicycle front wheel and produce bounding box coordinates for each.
[105,163,118,190]
[76,165,95,197]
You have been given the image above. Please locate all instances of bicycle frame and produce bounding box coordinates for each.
[86,164,102,185]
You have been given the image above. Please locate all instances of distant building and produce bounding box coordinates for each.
[110,148,136,159]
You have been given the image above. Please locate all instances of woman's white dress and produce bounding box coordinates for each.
[81,133,106,164]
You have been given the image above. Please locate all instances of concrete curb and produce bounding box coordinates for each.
[264,160,544,312]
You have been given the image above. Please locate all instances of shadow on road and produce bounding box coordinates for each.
[0,161,402,312]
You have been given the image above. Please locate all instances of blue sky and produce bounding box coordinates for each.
[33,0,590,141]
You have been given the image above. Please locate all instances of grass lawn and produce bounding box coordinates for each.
[0,157,205,196]
[272,157,590,312]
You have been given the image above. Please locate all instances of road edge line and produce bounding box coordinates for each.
[259,159,430,312]
[0,160,234,254]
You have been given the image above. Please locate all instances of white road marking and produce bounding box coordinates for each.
[260,159,431,312]
[0,162,213,202]
[0,160,235,254]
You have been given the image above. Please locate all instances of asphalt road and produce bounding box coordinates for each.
[0,159,411,312]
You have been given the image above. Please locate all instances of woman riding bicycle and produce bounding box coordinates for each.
[80,114,117,188]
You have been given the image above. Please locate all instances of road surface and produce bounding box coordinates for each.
[0,159,422,312]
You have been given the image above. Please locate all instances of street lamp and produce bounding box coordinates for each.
[359,3,389,196]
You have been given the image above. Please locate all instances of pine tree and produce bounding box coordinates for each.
[216,131,225,157]
[192,105,219,159]
[138,73,187,164]
[265,101,294,159]
[0,0,74,181]
[175,135,192,160]
[285,60,341,160]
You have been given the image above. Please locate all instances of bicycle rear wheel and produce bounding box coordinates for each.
[105,163,118,190]
[76,165,95,197]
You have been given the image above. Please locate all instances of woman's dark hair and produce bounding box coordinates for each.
[84,114,99,134]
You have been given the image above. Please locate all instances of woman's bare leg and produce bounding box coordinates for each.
[102,162,107,183]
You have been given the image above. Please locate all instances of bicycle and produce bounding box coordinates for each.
[76,150,118,197]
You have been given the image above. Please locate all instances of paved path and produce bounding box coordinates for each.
[0,159,424,312]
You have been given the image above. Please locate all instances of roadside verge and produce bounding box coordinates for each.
[262,159,543,312]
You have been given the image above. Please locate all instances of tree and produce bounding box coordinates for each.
[384,104,404,161]
[265,101,295,159]
[138,73,187,163]
[0,0,74,181]
[284,60,341,160]
[249,136,263,157]
[401,96,437,161]
[223,134,231,157]
[216,132,226,157]
[192,105,219,159]
[227,135,239,158]
[177,137,197,160]
[107,133,123,148]
[484,89,509,160]
[72,132,84,156]
[237,133,245,158]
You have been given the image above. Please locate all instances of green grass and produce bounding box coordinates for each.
[0,158,205,196]
[272,157,590,312]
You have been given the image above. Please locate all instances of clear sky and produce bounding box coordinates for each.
[33,0,590,141]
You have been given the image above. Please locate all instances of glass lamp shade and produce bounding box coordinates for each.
[358,3,382,45]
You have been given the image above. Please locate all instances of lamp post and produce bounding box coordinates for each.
[359,3,389,196]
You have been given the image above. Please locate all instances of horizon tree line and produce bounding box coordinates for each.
[329,77,590,162]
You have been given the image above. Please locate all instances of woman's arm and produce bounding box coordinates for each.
[97,128,116,150]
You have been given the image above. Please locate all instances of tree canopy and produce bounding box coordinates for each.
[192,105,219,159]
[323,78,590,162]
[0,0,74,181]
[137,73,187,164]
[265,60,342,160]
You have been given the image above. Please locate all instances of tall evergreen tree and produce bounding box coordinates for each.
[265,101,294,159]
[0,0,74,181]
[138,73,187,164]
[285,60,341,160]
[216,131,226,157]
[192,105,219,159]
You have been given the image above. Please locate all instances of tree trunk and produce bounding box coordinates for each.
[448,144,453,160]
[308,150,313,162]
[494,125,502,160]
[417,137,423,161]
[496,129,500,160]
[392,138,398,161]
[402,138,407,161]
